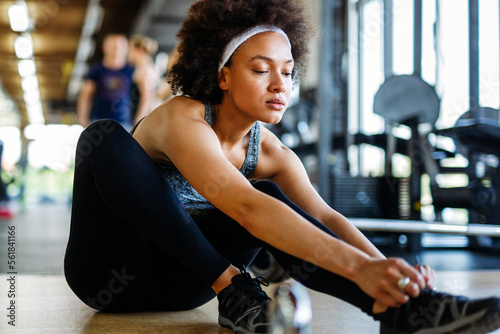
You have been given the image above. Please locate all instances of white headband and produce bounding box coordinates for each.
[218,25,291,72]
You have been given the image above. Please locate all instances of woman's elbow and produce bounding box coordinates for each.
[228,198,261,233]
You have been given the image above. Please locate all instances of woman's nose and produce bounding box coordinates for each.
[269,73,287,93]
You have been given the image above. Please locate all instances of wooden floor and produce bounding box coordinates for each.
[1,203,500,333]
[1,271,500,333]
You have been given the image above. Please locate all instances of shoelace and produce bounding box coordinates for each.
[237,266,271,304]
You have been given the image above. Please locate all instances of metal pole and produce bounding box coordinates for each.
[318,0,336,201]
[356,2,364,175]
[384,0,394,177]
[469,0,480,118]
[435,0,441,93]
[384,0,393,79]
[414,0,422,75]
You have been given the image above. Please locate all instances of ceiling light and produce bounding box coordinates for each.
[21,75,38,92]
[26,102,42,114]
[14,33,33,59]
[26,102,45,124]
[82,2,103,37]
[24,124,45,140]
[18,59,36,77]
[75,38,95,62]
[27,114,45,125]
[23,90,40,105]
[67,77,83,99]
[8,2,30,32]
[73,62,88,77]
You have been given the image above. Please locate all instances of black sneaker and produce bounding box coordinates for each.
[377,288,500,334]
[217,268,272,334]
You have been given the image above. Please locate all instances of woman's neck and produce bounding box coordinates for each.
[212,101,255,147]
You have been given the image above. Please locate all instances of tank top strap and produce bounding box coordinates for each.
[240,122,260,178]
[204,103,215,126]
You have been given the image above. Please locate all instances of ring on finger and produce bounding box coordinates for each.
[397,277,410,290]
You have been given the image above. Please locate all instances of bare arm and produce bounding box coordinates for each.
[76,80,96,127]
[133,67,157,125]
[255,128,430,305]
[134,97,425,308]
[258,128,385,259]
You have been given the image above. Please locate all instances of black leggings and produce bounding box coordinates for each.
[64,120,375,315]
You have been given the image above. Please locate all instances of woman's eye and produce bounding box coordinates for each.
[253,70,269,74]
[283,72,292,77]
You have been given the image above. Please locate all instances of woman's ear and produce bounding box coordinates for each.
[218,68,230,90]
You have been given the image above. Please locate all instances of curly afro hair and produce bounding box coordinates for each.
[168,0,315,105]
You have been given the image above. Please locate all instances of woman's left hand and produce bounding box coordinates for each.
[415,264,436,290]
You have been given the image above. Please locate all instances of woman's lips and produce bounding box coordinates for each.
[266,99,285,110]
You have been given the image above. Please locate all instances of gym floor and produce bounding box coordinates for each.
[1,203,500,333]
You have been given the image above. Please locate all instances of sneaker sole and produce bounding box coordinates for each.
[456,308,500,334]
[219,314,261,334]
[380,305,500,334]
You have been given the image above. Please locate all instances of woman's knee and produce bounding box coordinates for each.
[79,120,125,146]
[252,180,286,199]
[75,120,129,166]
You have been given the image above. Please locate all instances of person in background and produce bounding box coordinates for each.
[128,34,161,125]
[156,46,179,102]
[76,34,134,130]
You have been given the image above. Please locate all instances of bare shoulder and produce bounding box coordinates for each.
[133,96,207,162]
[254,125,297,179]
[137,96,205,130]
[166,95,204,110]
[156,96,205,120]
[259,125,289,155]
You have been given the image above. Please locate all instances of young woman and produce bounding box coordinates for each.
[64,1,500,333]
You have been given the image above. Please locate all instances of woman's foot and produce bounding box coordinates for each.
[217,267,272,334]
[375,288,500,334]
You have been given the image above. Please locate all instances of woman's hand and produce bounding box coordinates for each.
[416,264,436,290]
[354,257,426,308]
